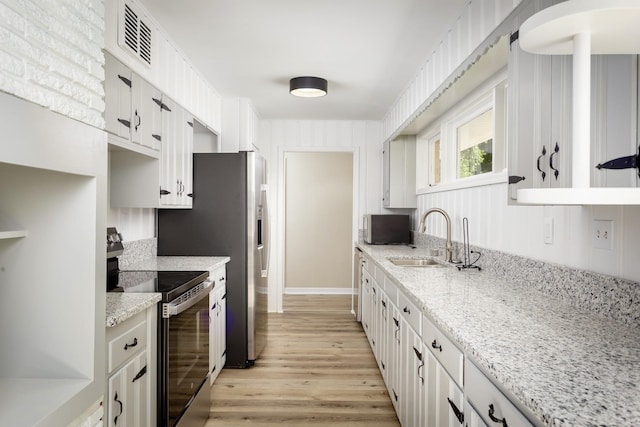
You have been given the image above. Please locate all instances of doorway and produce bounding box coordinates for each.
[284,151,354,295]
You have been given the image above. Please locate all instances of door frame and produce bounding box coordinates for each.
[274,146,360,312]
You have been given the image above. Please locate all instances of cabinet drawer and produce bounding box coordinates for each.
[398,291,421,334]
[108,318,147,373]
[465,360,534,427]
[423,315,463,387]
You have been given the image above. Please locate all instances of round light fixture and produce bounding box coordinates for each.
[289,76,328,97]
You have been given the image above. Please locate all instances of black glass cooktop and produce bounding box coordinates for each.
[110,270,209,302]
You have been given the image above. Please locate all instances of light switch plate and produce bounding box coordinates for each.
[592,219,613,250]
[543,217,554,244]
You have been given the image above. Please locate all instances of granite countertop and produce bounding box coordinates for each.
[106,293,161,327]
[106,256,230,327]
[120,255,230,272]
[356,242,640,427]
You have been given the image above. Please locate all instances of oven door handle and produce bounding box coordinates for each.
[162,278,213,318]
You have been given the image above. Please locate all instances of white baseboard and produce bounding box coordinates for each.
[284,287,354,295]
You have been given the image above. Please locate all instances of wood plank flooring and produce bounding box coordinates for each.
[206,295,400,426]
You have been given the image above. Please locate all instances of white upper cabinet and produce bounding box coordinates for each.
[105,0,221,133]
[221,98,260,152]
[383,136,417,208]
[511,0,640,204]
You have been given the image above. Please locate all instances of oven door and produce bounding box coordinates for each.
[160,285,211,427]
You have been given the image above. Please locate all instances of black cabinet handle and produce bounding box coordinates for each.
[413,346,423,361]
[488,404,508,427]
[549,142,560,180]
[113,391,123,425]
[211,302,217,311]
[448,398,464,424]
[123,337,138,350]
[134,110,141,131]
[431,339,442,352]
[403,306,411,315]
[392,389,398,402]
[117,75,131,87]
[161,102,172,112]
[536,145,547,181]
[152,134,162,142]
[508,175,525,185]
[117,118,131,129]
[152,97,163,108]
[132,365,147,382]
[160,188,171,196]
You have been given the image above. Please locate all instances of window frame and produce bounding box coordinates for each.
[417,71,508,195]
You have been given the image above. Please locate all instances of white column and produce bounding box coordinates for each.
[572,32,591,188]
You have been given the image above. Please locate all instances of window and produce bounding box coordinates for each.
[457,108,493,178]
[416,72,507,194]
[428,135,441,186]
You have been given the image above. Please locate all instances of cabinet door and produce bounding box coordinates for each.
[179,112,194,206]
[131,74,162,151]
[107,350,149,427]
[388,303,401,413]
[104,53,132,139]
[400,324,425,427]
[160,96,177,206]
[382,140,391,207]
[361,271,372,338]
[369,280,379,355]
[378,292,390,382]
[209,288,219,385]
[464,401,489,427]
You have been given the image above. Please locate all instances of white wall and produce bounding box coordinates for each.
[260,119,382,311]
[416,184,640,283]
[0,0,105,128]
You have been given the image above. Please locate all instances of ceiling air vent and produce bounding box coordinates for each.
[119,1,152,66]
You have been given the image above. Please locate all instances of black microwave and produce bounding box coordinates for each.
[363,214,411,245]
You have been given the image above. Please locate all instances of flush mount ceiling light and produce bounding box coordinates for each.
[289,76,328,97]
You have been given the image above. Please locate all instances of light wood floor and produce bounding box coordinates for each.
[206,295,400,426]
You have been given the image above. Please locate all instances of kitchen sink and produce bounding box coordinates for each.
[387,257,446,267]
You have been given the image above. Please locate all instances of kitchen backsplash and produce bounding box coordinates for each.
[413,232,640,330]
[119,238,157,268]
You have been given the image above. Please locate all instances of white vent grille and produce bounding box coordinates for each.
[119,1,152,66]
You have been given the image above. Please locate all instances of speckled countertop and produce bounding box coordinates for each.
[357,242,640,427]
[106,256,230,327]
[120,255,230,272]
[106,293,161,327]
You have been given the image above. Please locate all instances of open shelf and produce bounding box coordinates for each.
[518,0,640,205]
[0,378,90,426]
[520,0,640,55]
[0,230,27,239]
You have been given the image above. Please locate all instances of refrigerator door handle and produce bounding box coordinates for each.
[260,184,270,278]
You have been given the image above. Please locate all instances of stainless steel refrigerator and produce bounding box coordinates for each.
[157,152,269,368]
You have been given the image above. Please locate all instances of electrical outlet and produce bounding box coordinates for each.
[592,219,613,250]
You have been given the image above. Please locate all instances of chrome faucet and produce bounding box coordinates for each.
[418,208,454,263]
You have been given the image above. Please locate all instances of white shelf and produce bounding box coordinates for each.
[518,188,640,205]
[517,0,640,205]
[0,378,90,426]
[520,0,640,55]
[0,230,27,239]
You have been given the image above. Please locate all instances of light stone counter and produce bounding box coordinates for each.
[120,256,229,272]
[106,293,161,327]
[357,242,640,427]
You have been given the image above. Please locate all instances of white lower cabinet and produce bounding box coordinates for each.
[357,252,536,427]
[106,307,157,427]
[464,401,489,427]
[209,266,227,385]
[465,360,533,427]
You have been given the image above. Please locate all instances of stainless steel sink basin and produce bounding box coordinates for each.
[388,257,446,267]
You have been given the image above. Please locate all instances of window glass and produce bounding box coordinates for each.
[457,109,493,178]
[428,137,441,186]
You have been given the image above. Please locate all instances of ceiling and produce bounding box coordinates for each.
[140,0,468,121]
